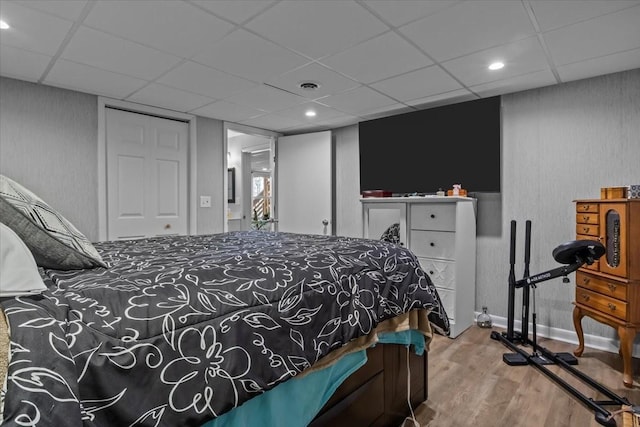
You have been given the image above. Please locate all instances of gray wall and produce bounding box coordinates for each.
[334,124,362,238]
[195,116,225,235]
[0,77,226,240]
[0,78,99,241]
[495,68,640,339]
[2,69,639,341]
[333,69,640,341]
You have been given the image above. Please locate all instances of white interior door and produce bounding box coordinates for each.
[276,131,332,235]
[106,108,188,240]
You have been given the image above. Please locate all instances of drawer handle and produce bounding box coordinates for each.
[581,277,590,285]
[583,227,589,233]
[608,303,616,311]
[607,283,617,292]
[430,214,435,219]
[582,215,589,221]
[581,294,590,302]
[430,242,435,247]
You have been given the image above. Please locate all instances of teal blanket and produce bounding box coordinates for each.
[203,330,425,427]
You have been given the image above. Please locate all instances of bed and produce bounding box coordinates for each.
[0,175,450,427]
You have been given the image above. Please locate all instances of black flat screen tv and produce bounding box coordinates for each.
[359,96,501,194]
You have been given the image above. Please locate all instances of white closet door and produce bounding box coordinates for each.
[276,131,332,235]
[106,108,188,240]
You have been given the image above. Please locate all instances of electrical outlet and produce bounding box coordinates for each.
[200,196,211,208]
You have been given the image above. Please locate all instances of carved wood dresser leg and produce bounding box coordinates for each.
[572,306,585,357]
[618,326,636,388]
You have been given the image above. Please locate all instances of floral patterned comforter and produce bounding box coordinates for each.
[0,231,449,427]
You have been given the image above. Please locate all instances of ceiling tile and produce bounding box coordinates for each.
[14,0,88,20]
[544,5,640,66]
[320,31,432,84]
[0,1,72,55]
[245,0,388,59]
[315,114,361,129]
[127,83,214,112]
[319,86,398,115]
[530,0,639,32]
[442,36,549,87]
[191,0,276,24]
[157,61,256,100]
[224,84,306,112]
[190,100,264,123]
[400,0,535,62]
[358,103,414,120]
[280,123,332,135]
[0,44,50,81]
[371,65,462,102]
[265,63,359,99]
[61,26,182,80]
[470,69,557,98]
[557,48,640,83]
[362,0,460,27]
[273,102,346,123]
[44,59,147,98]
[193,29,309,83]
[1,0,636,135]
[84,0,235,58]
[240,113,304,132]
[405,88,476,109]
[411,93,478,111]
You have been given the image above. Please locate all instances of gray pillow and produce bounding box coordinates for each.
[380,222,401,245]
[0,174,106,270]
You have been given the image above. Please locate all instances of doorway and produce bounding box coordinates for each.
[225,126,276,232]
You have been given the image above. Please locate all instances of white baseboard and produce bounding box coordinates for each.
[477,312,640,358]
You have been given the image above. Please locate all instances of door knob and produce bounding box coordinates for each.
[322,219,329,226]
[164,224,171,229]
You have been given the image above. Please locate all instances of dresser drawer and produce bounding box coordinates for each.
[410,204,456,231]
[576,235,600,270]
[419,258,455,289]
[576,271,627,301]
[576,203,599,213]
[576,288,627,321]
[576,224,599,237]
[410,230,455,260]
[435,287,455,320]
[576,213,599,225]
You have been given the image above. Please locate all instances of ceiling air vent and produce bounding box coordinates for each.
[299,81,320,91]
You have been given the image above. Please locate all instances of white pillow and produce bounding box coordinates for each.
[0,222,48,297]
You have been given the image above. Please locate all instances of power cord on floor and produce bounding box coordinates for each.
[404,346,421,427]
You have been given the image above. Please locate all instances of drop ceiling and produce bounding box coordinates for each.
[1,0,638,135]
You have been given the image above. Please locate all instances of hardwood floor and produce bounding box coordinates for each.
[402,326,640,427]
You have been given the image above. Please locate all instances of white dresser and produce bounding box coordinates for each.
[361,197,477,338]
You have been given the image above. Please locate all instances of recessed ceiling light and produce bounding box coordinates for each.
[305,110,317,117]
[0,20,10,30]
[488,61,504,71]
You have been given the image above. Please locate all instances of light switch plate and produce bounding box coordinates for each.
[200,196,211,208]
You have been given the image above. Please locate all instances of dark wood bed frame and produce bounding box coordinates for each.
[310,344,428,427]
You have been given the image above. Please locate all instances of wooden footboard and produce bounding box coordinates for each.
[310,344,428,427]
